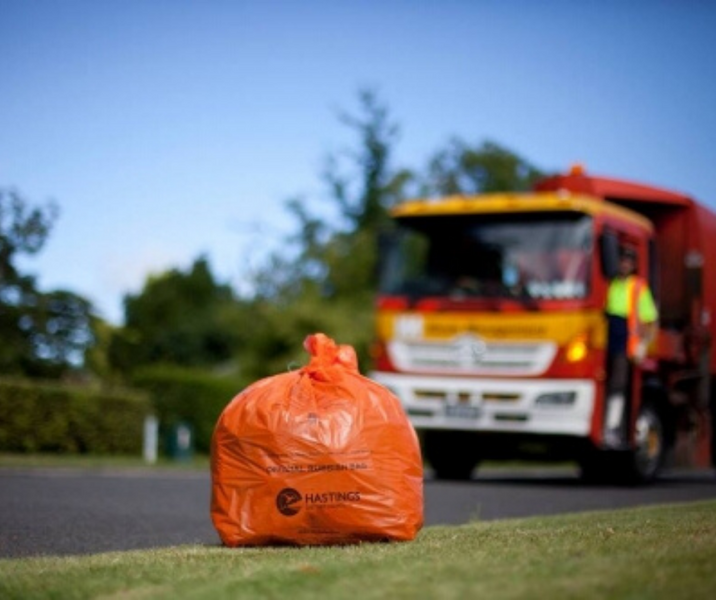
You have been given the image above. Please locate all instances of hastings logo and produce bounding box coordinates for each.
[276,488,303,516]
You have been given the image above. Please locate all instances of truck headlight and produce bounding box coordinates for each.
[565,335,588,362]
[535,392,576,406]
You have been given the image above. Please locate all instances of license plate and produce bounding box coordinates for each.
[445,405,481,419]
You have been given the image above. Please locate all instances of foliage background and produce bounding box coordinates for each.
[0,91,543,455]
[0,379,149,454]
[131,366,241,454]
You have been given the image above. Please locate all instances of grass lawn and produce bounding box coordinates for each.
[1,500,715,600]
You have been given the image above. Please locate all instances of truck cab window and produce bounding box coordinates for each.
[380,212,593,301]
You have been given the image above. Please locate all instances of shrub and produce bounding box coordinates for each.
[131,366,243,454]
[0,378,151,454]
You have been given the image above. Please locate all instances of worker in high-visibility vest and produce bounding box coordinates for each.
[603,246,658,448]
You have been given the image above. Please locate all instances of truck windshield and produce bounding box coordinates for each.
[380,212,593,300]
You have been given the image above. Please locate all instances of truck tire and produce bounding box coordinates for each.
[580,404,666,485]
[423,430,479,481]
[622,403,666,484]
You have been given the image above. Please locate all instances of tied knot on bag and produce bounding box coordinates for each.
[303,333,359,381]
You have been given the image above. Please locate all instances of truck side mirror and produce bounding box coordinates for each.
[649,239,660,305]
[600,230,619,279]
[376,229,400,287]
[685,251,704,299]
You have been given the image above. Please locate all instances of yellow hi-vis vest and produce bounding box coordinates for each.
[606,275,658,359]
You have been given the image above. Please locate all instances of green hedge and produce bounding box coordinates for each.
[0,379,151,454]
[131,366,243,454]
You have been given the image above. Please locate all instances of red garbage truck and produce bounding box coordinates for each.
[372,165,716,482]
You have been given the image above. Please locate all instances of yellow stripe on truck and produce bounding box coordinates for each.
[391,192,653,232]
[377,310,607,349]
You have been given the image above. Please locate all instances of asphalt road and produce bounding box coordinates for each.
[1,466,715,559]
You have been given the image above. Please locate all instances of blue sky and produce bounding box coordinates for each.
[2,1,715,324]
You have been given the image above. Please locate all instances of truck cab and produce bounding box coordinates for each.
[372,166,715,482]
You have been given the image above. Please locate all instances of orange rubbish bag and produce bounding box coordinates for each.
[211,333,424,546]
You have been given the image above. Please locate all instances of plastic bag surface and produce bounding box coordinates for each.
[211,333,424,546]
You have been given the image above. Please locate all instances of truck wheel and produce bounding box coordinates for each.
[580,404,666,485]
[423,430,479,481]
[623,404,666,484]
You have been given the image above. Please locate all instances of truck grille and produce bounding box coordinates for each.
[388,335,556,376]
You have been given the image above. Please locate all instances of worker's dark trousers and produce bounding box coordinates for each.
[604,351,631,446]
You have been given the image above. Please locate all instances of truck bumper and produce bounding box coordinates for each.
[371,372,596,437]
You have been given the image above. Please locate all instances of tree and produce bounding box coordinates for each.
[270,96,544,306]
[0,188,94,378]
[420,138,544,196]
[108,256,242,374]
[238,92,548,380]
[236,90,411,378]
[286,90,413,297]
[324,89,411,233]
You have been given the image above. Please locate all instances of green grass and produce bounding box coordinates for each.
[2,501,715,600]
